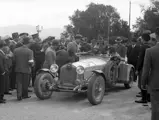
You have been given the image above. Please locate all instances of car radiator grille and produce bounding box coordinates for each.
[59,65,77,86]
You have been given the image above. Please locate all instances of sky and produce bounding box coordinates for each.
[0,0,150,30]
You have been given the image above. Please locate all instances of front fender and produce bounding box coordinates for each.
[92,70,106,81]
[127,64,135,78]
[37,68,57,78]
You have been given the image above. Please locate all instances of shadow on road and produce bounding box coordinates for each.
[105,85,128,95]
[5,84,131,109]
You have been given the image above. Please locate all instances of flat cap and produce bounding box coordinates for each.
[19,33,29,37]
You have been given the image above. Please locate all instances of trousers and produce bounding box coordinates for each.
[16,72,29,98]
[151,90,159,120]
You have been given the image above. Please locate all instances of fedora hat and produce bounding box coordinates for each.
[115,37,122,43]
[75,34,82,39]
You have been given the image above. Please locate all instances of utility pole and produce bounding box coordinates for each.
[107,17,110,45]
[129,1,131,42]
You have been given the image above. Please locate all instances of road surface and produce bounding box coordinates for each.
[0,83,150,120]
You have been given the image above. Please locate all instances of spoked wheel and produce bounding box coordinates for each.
[34,72,54,100]
[124,68,134,89]
[87,74,105,105]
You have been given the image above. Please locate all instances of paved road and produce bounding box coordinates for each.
[0,83,150,120]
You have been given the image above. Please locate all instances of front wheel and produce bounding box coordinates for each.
[124,68,134,89]
[34,72,54,100]
[87,74,105,105]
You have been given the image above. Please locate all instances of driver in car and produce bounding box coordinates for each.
[115,37,127,61]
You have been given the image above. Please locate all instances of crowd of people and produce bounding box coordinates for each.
[0,33,84,102]
[126,28,159,120]
[0,28,158,119]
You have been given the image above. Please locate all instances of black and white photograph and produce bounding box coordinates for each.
[0,0,158,120]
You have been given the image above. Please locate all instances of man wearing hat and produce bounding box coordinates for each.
[19,33,28,38]
[135,32,151,104]
[43,40,59,69]
[115,37,127,59]
[14,37,34,100]
[141,27,159,120]
[29,35,43,87]
[2,43,13,95]
[127,38,141,82]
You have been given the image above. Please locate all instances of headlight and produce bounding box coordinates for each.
[76,66,85,74]
[50,64,59,73]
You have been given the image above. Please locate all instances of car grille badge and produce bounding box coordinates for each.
[67,63,72,70]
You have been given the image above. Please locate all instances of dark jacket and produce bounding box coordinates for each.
[0,50,5,74]
[0,50,6,95]
[142,43,159,91]
[127,44,141,67]
[34,51,45,70]
[136,43,151,72]
[56,49,69,68]
[14,45,33,74]
[29,42,44,70]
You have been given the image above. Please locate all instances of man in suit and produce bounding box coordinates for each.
[43,40,59,69]
[142,27,159,120]
[127,39,141,81]
[2,45,12,95]
[135,32,151,104]
[14,37,34,100]
[28,35,43,87]
[0,40,6,103]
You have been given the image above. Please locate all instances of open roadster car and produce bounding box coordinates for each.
[34,54,135,105]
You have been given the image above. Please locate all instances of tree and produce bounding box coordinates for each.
[133,17,148,32]
[111,19,129,38]
[133,0,159,35]
[60,24,76,39]
[67,3,129,41]
[60,31,69,39]
[150,0,159,9]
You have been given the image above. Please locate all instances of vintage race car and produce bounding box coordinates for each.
[34,54,135,105]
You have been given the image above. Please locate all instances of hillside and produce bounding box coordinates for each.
[0,24,63,39]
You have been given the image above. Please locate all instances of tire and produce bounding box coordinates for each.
[87,74,105,105]
[124,68,134,89]
[34,72,54,100]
